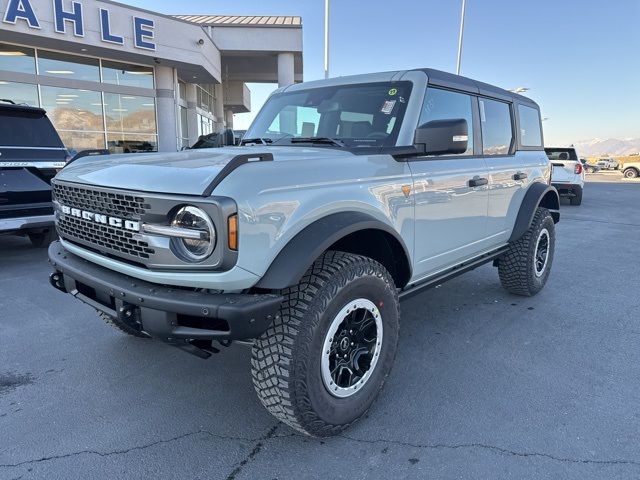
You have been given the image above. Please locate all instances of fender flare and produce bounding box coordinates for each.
[255,211,411,290]
[509,183,560,243]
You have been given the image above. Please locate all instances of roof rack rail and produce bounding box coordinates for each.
[0,99,16,105]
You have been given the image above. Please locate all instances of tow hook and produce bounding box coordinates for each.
[49,272,66,292]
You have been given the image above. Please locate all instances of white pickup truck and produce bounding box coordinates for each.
[622,160,640,179]
[546,147,585,205]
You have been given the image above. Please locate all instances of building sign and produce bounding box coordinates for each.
[2,0,156,50]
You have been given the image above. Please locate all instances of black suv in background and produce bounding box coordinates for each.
[0,101,67,246]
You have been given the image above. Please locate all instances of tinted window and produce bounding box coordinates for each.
[0,43,36,74]
[38,50,99,82]
[0,110,63,147]
[479,98,513,155]
[420,88,474,155]
[0,81,38,106]
[518,104,542,147]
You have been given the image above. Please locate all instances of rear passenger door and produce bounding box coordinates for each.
[479,98,527,244]
[409,87,490,278]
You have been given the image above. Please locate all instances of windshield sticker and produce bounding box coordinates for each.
[381,100,396,114]
[388,88,398,96]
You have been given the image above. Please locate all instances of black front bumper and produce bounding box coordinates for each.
[48,241,282,343]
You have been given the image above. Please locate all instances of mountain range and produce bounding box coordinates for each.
[571,138,640,157]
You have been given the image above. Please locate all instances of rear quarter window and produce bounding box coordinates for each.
[518,104,543,147]
[0,110,64,148]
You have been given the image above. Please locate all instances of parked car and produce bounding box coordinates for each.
[546,147,584,205]
[596,158,619,170]
[580,158,600,173]
[0,100,67,246]
[189,130,237,149]
[621,160,640,179]
[48,68,559,436]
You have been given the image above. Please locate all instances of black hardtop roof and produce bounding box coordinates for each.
[413,68,539,109]
[0,102,47,116]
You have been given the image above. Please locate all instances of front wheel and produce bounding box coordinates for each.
[498,207,555,296]
[624,168,638,179]
[251,251,399,437]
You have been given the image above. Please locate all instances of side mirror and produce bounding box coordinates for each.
[414,119,468,156]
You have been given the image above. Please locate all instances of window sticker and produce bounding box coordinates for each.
[388,88,398,96]
[381,100,396,114]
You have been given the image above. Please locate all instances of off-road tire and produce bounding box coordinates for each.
[498,207,555,296]
[624,168,638,179]
[251,251,400,437]
[28,228,58,248]
[570,188,583,206]
[98,311,148,338]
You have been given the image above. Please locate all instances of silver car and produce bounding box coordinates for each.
[48,68,560,436]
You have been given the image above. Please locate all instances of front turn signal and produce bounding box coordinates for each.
[228,214,238,250]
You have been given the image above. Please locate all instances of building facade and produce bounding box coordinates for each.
[0,0,302,153]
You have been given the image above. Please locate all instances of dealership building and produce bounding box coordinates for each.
[0,0,302,153]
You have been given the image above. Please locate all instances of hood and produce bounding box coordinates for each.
[55,146,352,196]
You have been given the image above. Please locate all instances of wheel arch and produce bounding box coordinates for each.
[254,212,412,290]
[509,183,560,243]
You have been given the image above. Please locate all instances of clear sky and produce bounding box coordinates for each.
[130,0,639,144]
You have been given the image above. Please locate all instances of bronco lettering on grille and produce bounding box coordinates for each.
[59,204,140,232]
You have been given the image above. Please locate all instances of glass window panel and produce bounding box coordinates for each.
[38,50,99,82]
[479,98,513,155]
[420,87,474,156]
[58,131,105,154]
[518,104,542,147]
[107,133,157,154]
[104,93,156,134]
[101,60,154,89]
[178,81,186,101]
[40,86,104,132]
[0,43,36,74]
[180,106,188,139]
[0,81,38,106]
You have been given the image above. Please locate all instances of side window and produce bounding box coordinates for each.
[479,98,513,155]
[420,87,474,155]
[518,104,542,147]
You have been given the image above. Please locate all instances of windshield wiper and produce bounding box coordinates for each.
[289,137,346,147]
[241,137,273,145]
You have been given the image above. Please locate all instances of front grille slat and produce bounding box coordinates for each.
[52,182,155,261]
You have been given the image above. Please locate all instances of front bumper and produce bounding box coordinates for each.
[48,240,282,343]
[0,214,54,233]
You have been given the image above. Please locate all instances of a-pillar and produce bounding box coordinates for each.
[155,66,178,152]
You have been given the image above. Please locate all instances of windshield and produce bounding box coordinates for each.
[244,82,413,148]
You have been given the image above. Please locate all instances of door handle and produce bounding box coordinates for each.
[513,172,528,181]
[468,177,488,187]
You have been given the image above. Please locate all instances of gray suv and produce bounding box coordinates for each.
[48,69,559,436]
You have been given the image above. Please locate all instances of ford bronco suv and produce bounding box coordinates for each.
[0,101,66,246]
[48,69,559,437]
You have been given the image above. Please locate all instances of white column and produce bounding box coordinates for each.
[225,110,234,130]
[277,52,295,88]
[155,66,178,152]
[185,83,199,145]
[214,84,225,131]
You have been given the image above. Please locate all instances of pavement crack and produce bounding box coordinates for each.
[224,424,280,480]
[336,434,640,467]
[0,429,275,469]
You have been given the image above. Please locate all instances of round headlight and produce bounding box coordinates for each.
[171,206,216,262]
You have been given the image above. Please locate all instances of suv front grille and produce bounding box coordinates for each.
[52,181,155,260]
[52,183,149,219]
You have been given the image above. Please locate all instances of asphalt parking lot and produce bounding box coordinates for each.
[1,174,639,480]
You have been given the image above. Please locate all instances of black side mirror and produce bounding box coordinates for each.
[414,119,468,156]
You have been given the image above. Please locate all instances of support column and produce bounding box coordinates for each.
[225,110,234,130]
[214,84,225,131]
[155,66,178,152]
[185,83,199,145]
[277,52,295,88]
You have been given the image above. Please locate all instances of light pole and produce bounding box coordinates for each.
[324,0,330,79]
[456,0,466,75]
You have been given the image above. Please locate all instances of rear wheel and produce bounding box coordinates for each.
[498,207,555,296]
[251,251,399,437]
[624,168,638,179]
[28,228,57,248]
[570,187,583,206]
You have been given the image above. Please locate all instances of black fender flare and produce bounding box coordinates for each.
[255,211,411,290]
[509,183,560,243]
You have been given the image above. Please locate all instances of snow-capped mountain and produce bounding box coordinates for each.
[572,138,640,157]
